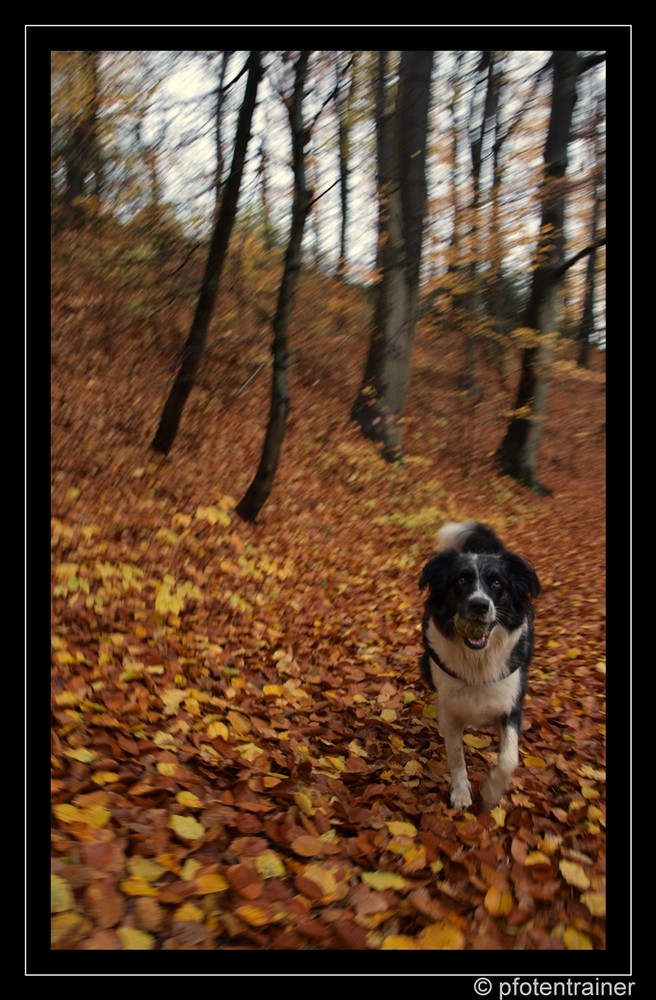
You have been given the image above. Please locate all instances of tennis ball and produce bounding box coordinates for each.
[453,613,490,639]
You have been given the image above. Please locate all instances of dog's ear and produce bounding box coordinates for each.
[419,550,456,593]
[504,552,540,600]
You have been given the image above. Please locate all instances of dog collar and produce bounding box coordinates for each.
[427,645,521,686]
[427,646,460,680]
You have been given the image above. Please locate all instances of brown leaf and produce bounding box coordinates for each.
[84,879,125,928]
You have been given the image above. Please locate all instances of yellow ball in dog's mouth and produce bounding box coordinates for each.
[453,613,492,641]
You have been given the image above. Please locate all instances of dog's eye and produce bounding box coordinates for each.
[491,578,502,589]
[456,576,466,585]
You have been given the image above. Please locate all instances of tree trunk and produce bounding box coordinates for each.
[335,52,357,279]
[577,113,604,367]
[351,50,433,461]
[64,51,100,227]
[151,52,263,456]
[213,51,232,222]
[495,51,579,493]
[235,51,312,522]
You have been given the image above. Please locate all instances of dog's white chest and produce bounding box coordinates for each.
[436,671,521,728]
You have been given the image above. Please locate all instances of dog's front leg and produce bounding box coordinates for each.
[441,713,472,809]
[480,719,519,807]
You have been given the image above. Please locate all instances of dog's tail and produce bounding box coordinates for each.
[436,520,504,555]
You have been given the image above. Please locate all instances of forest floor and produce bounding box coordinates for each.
[48,261,610,967]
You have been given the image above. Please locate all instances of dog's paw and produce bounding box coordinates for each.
[480,770,507,808]
[449,783,473,810]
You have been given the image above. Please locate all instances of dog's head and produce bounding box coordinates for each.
[419,548,540,650]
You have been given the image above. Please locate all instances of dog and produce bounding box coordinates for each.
[419,521,540,809]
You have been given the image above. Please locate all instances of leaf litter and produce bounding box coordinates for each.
[50,290,607,952]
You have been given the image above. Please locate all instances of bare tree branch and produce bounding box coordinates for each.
[554,237,606,280]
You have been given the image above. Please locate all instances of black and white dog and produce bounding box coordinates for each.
[419,521,540,809]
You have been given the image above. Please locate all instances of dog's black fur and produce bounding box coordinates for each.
[419,521,540,809]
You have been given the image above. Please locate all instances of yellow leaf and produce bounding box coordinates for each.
[196,504,231,527]
[321,755,345,771]
[580,891,606,917]
[60,803,110,828]
[490,806,506,828]
[180,859,202,882]
[51,874,74,913]
[524,851,551,866]
[430,859,444,875]
[293,792,315,816]
[463,734,492,749]
[236,743,264,762]
[386,821,417,838]
[581,787,599,800]
[417,921,465,950]
[255,851,286,879]
[563,926,593,950]
[121,878,159,897]
[234,904,274,927]
[157,762,177,777]
[161,689,187,714]
[174,902,204,922]
[155,528,180,546]
[54,651,77,664]
[559,860,590,890]
[361,871,407,891]
[262,684,284,698]
[153,731,176,749]
[55,562,79,579]
[484,886,514,917]
[127,858,166,882]
[227,710,251,736]
[195,872,229,894]
[169,814,205,841]
[176,790,203,809]
[64,747,97,764]
[579,765,606,782]
[51,911,91,945]
[119,661,144,682]
[117,926,155,950]
[207,721,229,740]
[92,771,119,786]
[380,708,397,723]
[523,754,547,768]
[381,934,417,950]
[53,803,81,825]
[301,864,338,900]
[54,690,79,707]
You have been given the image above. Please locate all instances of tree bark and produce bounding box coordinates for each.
[351,50,434,461]
[235,51,312,522]
[151,51,263,456]
[495,51,579,493]
[335,52,357,279]
[64,51,100,227]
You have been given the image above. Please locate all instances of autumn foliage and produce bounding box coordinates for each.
[49,220,608,959]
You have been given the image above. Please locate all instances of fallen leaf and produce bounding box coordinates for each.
[361,871,407,891]
[559,860,591,890]
[484,886,514,917]
[116,926,155,950]
[417,921,465,949]
[563,926,593,950]
[51,874,74,913]
[169,815,206,841]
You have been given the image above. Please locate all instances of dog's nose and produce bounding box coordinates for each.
[467,597,490,617]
